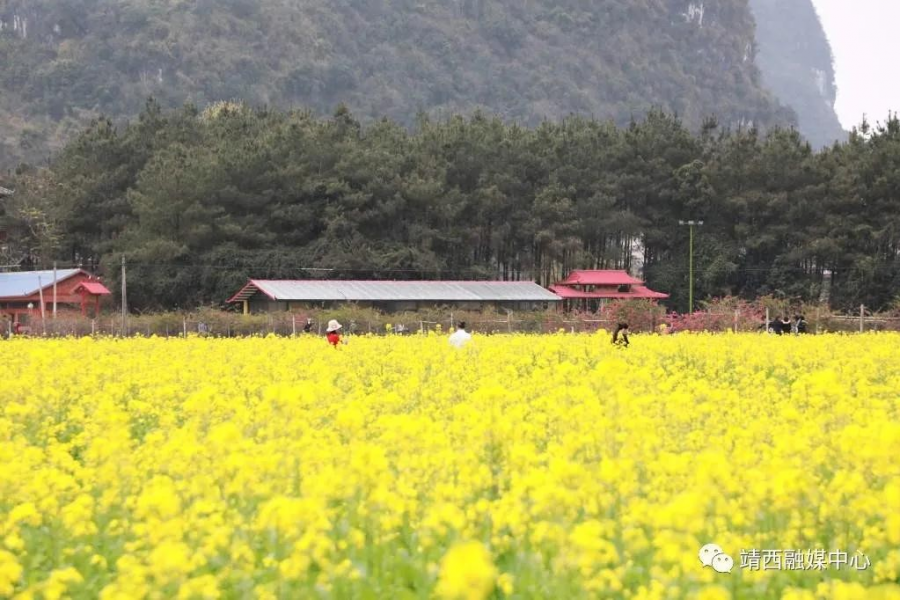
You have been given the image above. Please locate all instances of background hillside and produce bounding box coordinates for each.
[0,0,808,168]
[749,0,846,148]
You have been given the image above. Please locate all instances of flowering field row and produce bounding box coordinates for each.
[1,333,898,599]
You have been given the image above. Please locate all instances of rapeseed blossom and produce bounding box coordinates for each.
[0,333,898,598]
[435,541,497,600]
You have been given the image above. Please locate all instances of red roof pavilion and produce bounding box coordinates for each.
[556,271,644,287]
[550,270,669,302]
[72,281,112,316]
[73,281,111,296]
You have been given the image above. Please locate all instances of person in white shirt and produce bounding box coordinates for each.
[449,321,472,348]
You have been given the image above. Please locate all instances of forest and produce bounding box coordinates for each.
[2,101,899,313]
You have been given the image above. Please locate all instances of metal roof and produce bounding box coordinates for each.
[0,269,83,298]
[229,280,561,303]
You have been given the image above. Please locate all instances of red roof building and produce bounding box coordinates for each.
[0,269,111,330]
[550,270,669,309]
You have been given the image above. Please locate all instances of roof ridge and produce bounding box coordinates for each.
[229,279,560,303]
[248,279,540,283]
[0,269,89,299]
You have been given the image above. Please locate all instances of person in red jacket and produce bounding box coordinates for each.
[326,320,342,347]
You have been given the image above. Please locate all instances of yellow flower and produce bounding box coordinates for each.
[3,533,24,552]
[865,585,900,600]
[253,584,277,600]
[0,550,23,597]
[7,503,41,527]
[41,567,84,600]
[136,476,182,520]
[177,574,220,599]
[148,541,193,584]
[61,494,98,537]
[780,588,815,600]
[0,334,898,597]
[435,541,497,600]
[497,573,514,596]
[695,585,731,600]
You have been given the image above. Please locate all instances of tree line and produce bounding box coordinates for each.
[3,100,899,312]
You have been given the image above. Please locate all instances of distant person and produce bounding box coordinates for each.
[13,321,22,336]
[326,320,343,347]
[449,322,472,348]
[303,318,313,333]
[612,323,630,348]
[795,315,808,334]
[197,321,209,336]
[780,316,792,335]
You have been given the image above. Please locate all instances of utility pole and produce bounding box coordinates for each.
[121,255,127,336]
[678,220,704,313]
[38,276,46,322]
[52,261,58,318]
[860,304,864,334]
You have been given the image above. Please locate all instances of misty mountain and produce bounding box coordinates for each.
[750,0,846,148]
[0,0,839,167]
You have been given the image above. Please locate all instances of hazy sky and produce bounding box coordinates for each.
[810,0,900,130]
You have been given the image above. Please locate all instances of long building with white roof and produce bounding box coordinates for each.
[228,279,561,313]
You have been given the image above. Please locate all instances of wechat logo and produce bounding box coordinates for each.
[699,543,734,574]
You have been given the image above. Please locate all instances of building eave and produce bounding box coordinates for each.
[227,280,277,303]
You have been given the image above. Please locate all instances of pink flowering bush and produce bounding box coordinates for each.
[666,297,765,332]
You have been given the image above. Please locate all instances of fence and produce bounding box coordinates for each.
[5,303,900,338]
[5,313,614,338]
[760,305,900,334]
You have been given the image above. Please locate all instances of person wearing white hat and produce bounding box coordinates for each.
[326,320,343,347]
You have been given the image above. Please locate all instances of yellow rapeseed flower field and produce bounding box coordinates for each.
[1,333,899,599]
